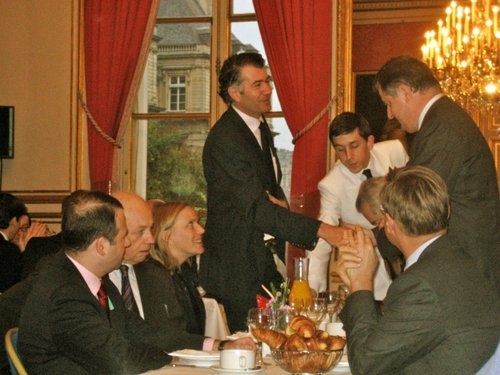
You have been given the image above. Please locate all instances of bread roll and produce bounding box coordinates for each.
[251,327,287,349]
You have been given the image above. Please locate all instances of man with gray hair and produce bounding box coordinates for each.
[337,166,500,375]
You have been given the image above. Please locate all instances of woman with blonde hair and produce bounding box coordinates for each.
[150,202,206,335]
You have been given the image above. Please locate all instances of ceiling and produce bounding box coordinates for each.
[353,0,450,24]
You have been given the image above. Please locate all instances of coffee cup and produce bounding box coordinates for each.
[220,348,256,370]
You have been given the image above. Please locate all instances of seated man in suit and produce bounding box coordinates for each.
[337,166,500,375]
[109,192,211,340]
[0,192,29,292]
[18,190,253,374]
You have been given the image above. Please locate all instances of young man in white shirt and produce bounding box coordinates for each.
[307,112,408,300]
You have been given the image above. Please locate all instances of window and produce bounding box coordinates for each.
[168,75,186,112]
[133,0,293,209]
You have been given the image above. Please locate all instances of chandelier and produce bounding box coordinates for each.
[421,0,500,113]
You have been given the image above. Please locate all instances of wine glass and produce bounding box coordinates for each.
[247,308,271,367]
[303,297,327,327]
[319,291,340,322]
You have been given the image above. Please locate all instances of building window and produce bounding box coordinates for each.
[169,75,186,111]
[132,0,293,210]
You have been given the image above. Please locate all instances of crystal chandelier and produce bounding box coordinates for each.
[421,0,500,113]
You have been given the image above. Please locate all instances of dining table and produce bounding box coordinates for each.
[141,355,352,375]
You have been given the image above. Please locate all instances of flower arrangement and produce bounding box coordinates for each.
[257,278,295,331]
[268,278,290,310]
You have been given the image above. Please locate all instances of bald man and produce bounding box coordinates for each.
[110,191,248,351]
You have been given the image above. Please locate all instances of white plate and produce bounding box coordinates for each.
[169,349,220,360]
[210,365,265,374]
[169,349,220,367]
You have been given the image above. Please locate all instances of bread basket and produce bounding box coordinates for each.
[270,347,344,374]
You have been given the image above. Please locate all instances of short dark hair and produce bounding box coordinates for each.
[61,190,123,251]
[329,112,372,143]
[0,193,28,229]
[218,52,266,104]
[373,55,440,96]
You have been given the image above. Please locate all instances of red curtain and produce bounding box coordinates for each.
[83,0,158,192]
[253,1,333,267]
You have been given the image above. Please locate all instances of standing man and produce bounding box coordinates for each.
[307,112,408,299]
[373,55,500,293]
[337,166,500,374]
[200,52,344,332]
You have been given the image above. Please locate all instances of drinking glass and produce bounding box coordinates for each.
[319,291,340,322]
[303,297,327,326]
[247,308,271,367]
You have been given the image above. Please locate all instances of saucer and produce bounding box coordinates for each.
[210,365,264,374]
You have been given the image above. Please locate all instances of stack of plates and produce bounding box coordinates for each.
[169,349,220,368]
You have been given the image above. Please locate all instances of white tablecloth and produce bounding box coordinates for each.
[142,363,351,375]
[202,297,230,340]
[142,355,351,375]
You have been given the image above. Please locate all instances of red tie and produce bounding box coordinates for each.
[97,282,110,321]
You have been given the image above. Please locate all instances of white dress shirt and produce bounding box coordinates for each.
[307,140,409,300]
[109,264,145,319]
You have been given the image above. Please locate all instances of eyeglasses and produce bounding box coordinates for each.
[19,225,30,232]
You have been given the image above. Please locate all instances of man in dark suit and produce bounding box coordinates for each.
[18,190,253,374]
[200,52,346,332]
[0,192,28,292]
[337,166,500,375]
[109,191,202,336]
[374,55,500,295]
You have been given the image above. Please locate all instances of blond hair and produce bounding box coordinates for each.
[150,202,191,270]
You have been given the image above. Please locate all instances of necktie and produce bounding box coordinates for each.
[97,282,110,320]
[259,121,276,182]
[362,168,373,179]
[120,265,139,314]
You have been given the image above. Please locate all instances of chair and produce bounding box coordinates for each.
[4,328,27,375]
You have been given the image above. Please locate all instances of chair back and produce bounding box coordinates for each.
[4,328,27,375]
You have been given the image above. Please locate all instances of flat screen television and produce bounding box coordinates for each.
[0,106,14,159]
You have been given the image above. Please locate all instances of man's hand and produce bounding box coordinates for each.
[266,191,288,209]
[14,221,48,252]
[317,223,345,247]
[214,337,256,351]
[336,226,378,293]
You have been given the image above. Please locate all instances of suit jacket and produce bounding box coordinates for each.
[18,251,204,375]
[410,96,500,293]
[134,258,205,335]
[200,106,321,332]
[20,232,62,279]
[0,236,22,292]
[340,235,500,375]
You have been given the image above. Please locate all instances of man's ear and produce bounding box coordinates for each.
[366,134,375,150]
[227,85,240,103]
[95,236,110,257]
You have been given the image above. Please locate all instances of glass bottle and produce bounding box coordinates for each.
[288,257,313,312]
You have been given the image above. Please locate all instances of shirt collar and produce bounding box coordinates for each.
[232,105,262,133]
[65,253,102,297]
[404,234,443,271]
[418,93,444,130]
[0,231,8,241]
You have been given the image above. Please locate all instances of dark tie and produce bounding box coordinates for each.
[259,121,276,182]
[120,265,139,314]
[362,169,373,179]
[97,282,110,321]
